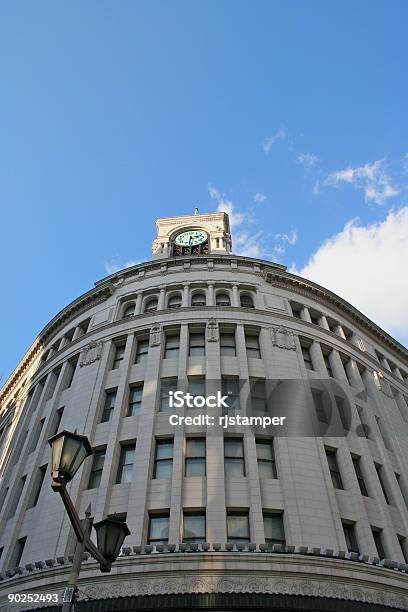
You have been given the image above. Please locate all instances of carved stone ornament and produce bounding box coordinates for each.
[271,325,296,350]
[207,318,219,342]
[150,324,161,347]
[79,341,103,367]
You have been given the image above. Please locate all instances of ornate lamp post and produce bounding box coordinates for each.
[48,431,130,611]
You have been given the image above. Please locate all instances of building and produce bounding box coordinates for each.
[1,210,408,611]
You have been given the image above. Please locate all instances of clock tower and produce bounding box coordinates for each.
[152,210,232,259]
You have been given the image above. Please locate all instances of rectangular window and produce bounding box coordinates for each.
[148,513,169,545]
[375,464,390,504]
[28,418,45,453]
[313,390,328,424]
[263,512,285,546]
[372,528,386,560]
[342,522,359,553]
[224,438,245,477]
[227,511,250,543]
[112,342,126,369]
[154,439,174,480]
[325,448,343,489]
[164,332,180,359]
[127,385,143,416]
[101,389,117,423]
[352,456,368,496]
[291,302,302,318]
[10,537,27,568]
[185,438,206,477]
[183,511,206,543]
[160,378,178,412]
[222,377,240,412]
[357,406,370,438]
[323,351,333,377]
[395,473,408,507]
[65,355,79,388]
[188,377,206,405]
[220,331,236,356]
[135,337,149,364]
[250,379,266,414]
[116,443,136,484]
[50,407,64,437]
[398,536,408,563]
[27,465,47,508]
[189,331,205,356]
[256,439,277,478]
[301,343,313,370]
[88,448,106,489]
[7,475,27,519]
[245,331,261,359]
[335,397,348,430]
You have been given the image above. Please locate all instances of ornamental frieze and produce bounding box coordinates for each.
[79,341,104,367]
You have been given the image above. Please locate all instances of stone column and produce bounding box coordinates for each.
[309,341,326,375]
[319,315,330,331]
[330,350,348,382]
[135,293,143,315]
[158,287,166,310]
[334,324,346,339]
[301,306,312,323]
[207,283,214,306]
[232,284,239,307]
[182,284,189,307]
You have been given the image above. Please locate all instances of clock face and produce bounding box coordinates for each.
[174,230,207,246]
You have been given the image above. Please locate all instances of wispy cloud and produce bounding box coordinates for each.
[298,152,319,169]
[262,128,286,154]
[291,206,408,345]
[254,192,267,204]
[105,258,141,274]
[321,159,399,205]
[275,229,298,246]
[208,185,244,228]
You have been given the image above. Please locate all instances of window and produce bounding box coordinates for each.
[222,377,240,412]
[164,332,180,359]
[220,331,236,356]
[325,449,343,489]
[145,297,158,312]
[352,456,368,496]
[375,464,390,504]
[10,537,26,569]
[256,439,277,478]
[88,448,106,489]
[185,438,206,476]
[372,528,386,560]
[335,396,348,430]
[127,385,143,416]
[148,513,169,545]
[216,292,231,306]
[112,343,126,370]
[183,512,206,543]
[116,443,136,484]
[154,439,174,479]
[189,331,205,356]
[224,438,245,477]
[101,390,117,423]
[227,511,250,543]
[291,302,302,318]
[263,513,285,546]
[312,390,327,424]
[8,476,27,519]
[245,331,261,358]
[395,473,408,507]
[188,377,206,404]
[310,311,320,326]
[135,337,149,364]
[375,416,391,451]
[168,294,182,309]
[398,536,408,563]
[123,302,135,318]
[27,465,47,508]
[191,292,206,307]
[160,378,178,412]
[357,406,370,438]
[50,407,64,437]
[301,342,313,370]
[240,294,254,308]
[322,350,333,377]
[250,379,266,414]
[28,418,45,453]
[342,522,358,553]
[65,355,79,389]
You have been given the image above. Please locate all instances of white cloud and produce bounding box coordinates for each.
[275,229,298,246]
[262,128,286,154]
[298,152,319,169]
[254,192,267,204]
[208,185,244,228]
[105,258,141,274]
[322,159,399,205]
[291,207,408,345]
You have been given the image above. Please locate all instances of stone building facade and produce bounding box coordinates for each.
[0,211,408,611]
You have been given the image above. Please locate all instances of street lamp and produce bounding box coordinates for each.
[48,431,131,611]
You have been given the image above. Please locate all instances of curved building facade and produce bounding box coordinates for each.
[1,211,408,611]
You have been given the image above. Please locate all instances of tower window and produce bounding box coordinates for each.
[101,389,117,423]
[256,439,277,478]
[88,448,106,489]
[240,294,254,308]
[160,378,178,412]
[154,439,174,480]
[342,522,359,554]
[352,456,368,496]
[123,302,135,318]
[148,513,169,545]
[112,342,126,370]
[191,292,206,307]
[227,511,250,543]
[164,331,180,359]
[224,437,245,477]
[263,512,285,546]
[135,337,149,364]
[127,385,143,416]
[167,293,182,308]
[216,292,231,306]
[185,438,206,476]
[116,442,136,484]
[183,511,206,543]
[245,330,261,358]
[372,528,386,560]
[220,331,236,356]
[189,331,205,356]
[144,297,158,313]
[325,448,343,489]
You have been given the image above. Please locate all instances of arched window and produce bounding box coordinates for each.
[145,297,158,313]
[123,303,135,318]
[216,292,231,307]
[191,292,206,307]
[240,294,254,308]
[168,294,182,309]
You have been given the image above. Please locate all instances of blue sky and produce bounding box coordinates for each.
[1,1,407,384]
